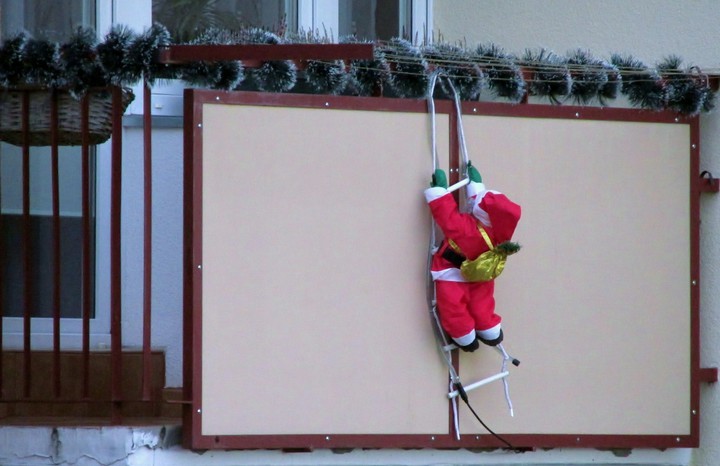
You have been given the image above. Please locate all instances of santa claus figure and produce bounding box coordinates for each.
[425,163,521,352]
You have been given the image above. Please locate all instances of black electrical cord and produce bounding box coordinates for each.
[454,382,517,451]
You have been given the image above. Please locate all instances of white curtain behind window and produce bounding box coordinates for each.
[0,0,96,41]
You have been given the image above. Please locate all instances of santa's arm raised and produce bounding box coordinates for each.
[424,167,481,240]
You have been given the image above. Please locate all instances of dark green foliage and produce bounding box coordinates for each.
[611,54,667,111]
[0,32,29,86]
[97,25,138,85]
[702,87,716,112]
[566,49,610,105]
[0,24,714,114]
[423,43,484,101]
[475,43,525,102]
[248,60,297,92]
[598,61,621,104]
[237,29,296,93]
[341,36,392,97]
[382,38,428,98]
[496,241,521,255]
[657,55,713,116]
[127,23,176,84]
[179,28,244,90]
[303,59,347,94]
[522,49,572,104]
[61,27,108,97]
[24,38,64,87]
[288,30,348,95]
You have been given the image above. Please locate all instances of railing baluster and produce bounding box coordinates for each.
[21,90,31,398]
[0,98,4,397]
[51,89,61,398]
[81,93,91,400]
[110,86,123,423]
[142,79,153,401]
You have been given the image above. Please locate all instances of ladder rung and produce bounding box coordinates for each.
[447,371,509,399]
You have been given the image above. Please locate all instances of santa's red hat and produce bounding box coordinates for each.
[467,182,521,243]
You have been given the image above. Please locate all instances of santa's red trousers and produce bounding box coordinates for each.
[435,279,500,340]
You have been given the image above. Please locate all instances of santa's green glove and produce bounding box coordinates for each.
[431,169,448,188]
[467,162,482,183]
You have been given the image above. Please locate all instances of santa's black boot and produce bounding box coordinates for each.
[455,338,480,352]
[478,329,504,347]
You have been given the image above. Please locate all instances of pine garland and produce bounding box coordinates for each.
[62,27,108,97]
[424,43,485,101]
[237,28,296,93]
[0,24,715,115]
[611,54,667,111]
[657,55,714,116]
[0,32,29,87]
[24,38,64,87]
[342,37,392,97]
[381,38,428,98]
[97,25,137,86]
[179,28,244,90]
[289,33,348,95]
[127,23,176,84]
[475,43,525,103]
[598,61,622,105]
[302,58,347,94]
[522,48,572,104]
[566,49,610,105]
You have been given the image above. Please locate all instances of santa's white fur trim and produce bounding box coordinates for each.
[471,189,502,226]
[477,323,502,340]
[473,204,492,227]
[424,186,448,202]
[454,329,477,347]
[431,268,466,282]
[465,181,486,199]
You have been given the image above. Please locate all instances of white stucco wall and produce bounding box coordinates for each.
[435,1,720,465]
[97,124,185,388]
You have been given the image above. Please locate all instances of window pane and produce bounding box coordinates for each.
[339,0,410,41]
[0,0,96,41]
[0,2,97,319]
[0,145,96,319]
[153,0,298,42]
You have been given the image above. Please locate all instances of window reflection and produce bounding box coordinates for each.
[339,0,410,41]
[0,0,96,41]
[153,0,298,42]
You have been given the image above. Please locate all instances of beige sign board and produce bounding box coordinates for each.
[190,94,694,446]
[458,116,691,435]
[200,103,451,435]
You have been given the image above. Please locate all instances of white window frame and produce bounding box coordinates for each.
[302,0,432,42]
[5,0,150,351]
[1,0,115,350]
[0,144,110,350]
[121,0,432,117]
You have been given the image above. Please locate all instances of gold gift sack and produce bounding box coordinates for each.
[460,248,509,282]
[449,227,520,283]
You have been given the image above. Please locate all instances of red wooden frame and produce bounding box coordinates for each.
[159,44,373,65]
[183,90,702,450]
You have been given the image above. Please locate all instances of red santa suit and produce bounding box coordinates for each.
[425,180,521,349]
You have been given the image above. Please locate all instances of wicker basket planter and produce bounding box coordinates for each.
[0,87,134,147]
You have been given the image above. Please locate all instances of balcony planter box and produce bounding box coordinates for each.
[0,87,134,147]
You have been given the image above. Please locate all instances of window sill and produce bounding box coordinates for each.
[122,114,184,128]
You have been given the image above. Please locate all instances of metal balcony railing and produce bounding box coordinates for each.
[0,84,161,423]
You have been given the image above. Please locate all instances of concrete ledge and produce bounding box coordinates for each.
[0,425,692,466]
[0,424,181,466]
[132,445,692,466]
